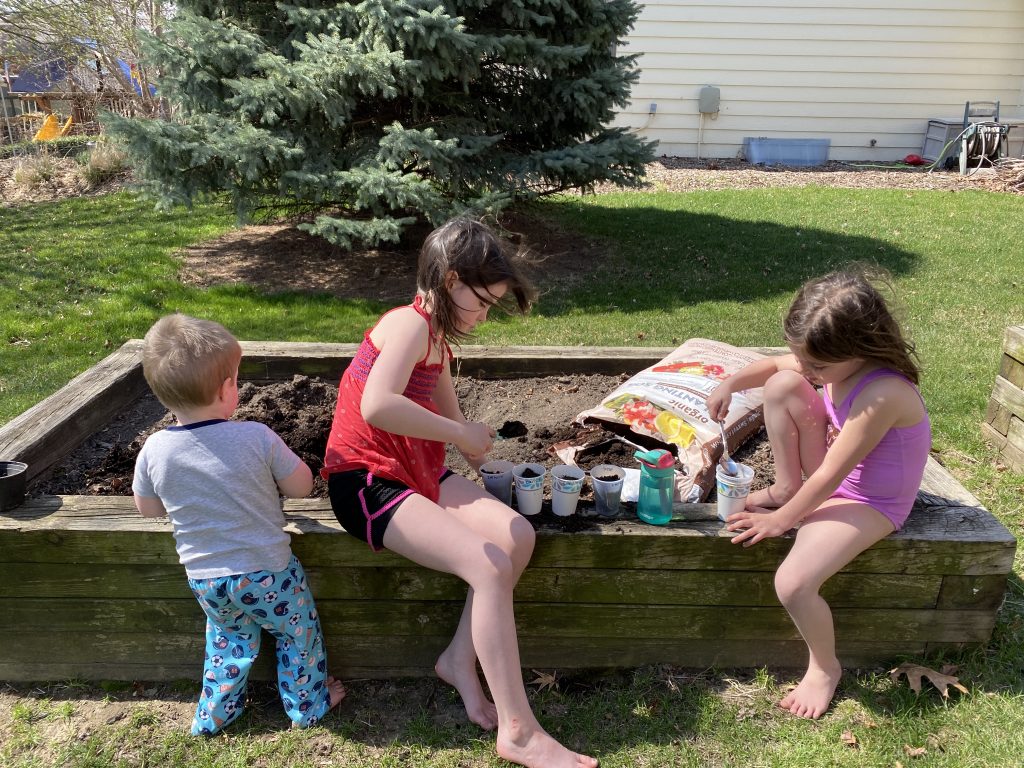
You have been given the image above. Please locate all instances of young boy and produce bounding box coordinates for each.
[132,313,345,735]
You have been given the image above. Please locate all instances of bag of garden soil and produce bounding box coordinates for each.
[576,338,766,502]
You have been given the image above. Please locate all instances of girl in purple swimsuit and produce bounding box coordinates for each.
[707,268,931,721]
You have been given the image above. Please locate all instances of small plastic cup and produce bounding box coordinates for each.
[590,464,625,518]
[512,462,546,516]
[716,462,755,522]
[479,459,514,506]
[550,464,585,517]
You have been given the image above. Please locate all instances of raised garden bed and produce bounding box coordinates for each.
[0,341,1016,682]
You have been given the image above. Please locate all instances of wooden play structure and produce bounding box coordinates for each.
[0,341,1016,681]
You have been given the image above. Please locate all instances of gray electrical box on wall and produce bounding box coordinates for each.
[698,85,720,113]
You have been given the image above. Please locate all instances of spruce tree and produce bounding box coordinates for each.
[107,0,656,247]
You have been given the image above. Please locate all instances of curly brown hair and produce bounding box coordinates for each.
[783,268,921,384]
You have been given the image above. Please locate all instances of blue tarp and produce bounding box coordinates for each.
[7,41,155,97]
[8,59,68,93]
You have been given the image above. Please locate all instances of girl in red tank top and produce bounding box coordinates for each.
[706,269,930,722]
[323,218,597,768]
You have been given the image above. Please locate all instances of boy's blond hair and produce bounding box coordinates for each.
[142,314,242,410]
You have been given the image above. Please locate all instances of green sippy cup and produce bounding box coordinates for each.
[634,448,674,526]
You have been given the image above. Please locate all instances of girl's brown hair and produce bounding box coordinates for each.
[417,217,537,344]
[783,268,921,384]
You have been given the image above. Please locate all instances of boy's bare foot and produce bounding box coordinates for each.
[327,676,347,709]
[435,651,498,731]
[746,484,792,509]
[290,676,346,728]
[496,719,598,768]
[778,662,842,719]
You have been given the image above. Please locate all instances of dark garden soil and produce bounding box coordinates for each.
[31,374,775,527]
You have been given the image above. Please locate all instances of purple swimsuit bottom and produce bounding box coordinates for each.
[824,368,931,530]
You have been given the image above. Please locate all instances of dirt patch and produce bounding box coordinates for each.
[177,209,604,301]
[31,374,775,524]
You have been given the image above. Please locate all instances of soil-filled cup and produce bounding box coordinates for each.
[590,464,625,518]
[479,459,515,506]
[0,460,28,513]
[550,465,585,517]
[716,462,755,522]
[512,462,546,516]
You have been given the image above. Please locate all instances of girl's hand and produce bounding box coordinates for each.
[706,383,732,422]
[457,421,495,460]
[726,506,796,547]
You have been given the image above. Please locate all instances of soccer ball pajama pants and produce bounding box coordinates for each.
[187,555,331,735]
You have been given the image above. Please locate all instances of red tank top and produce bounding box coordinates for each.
[322,297,452,502]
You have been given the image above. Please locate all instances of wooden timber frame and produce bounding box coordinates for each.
[983,325,1024,474]
[0,340,1016,682]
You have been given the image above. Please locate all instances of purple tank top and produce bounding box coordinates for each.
[823,368,931,530]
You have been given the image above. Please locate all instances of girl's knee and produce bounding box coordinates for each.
[764,369,827,430]
[774,565,820,608]
[765,369,813,402]
[509,515,536,556]
[466,544,516,590]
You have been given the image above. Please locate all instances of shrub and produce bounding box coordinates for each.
[11,154,62,188]
[80,142,131,185]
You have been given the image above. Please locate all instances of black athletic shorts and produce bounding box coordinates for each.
[327,468,453,552]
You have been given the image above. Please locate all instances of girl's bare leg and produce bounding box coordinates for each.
[433,475,535,731]
[774,500,895,719]
[384,495,596,768]
[746,370,828,509]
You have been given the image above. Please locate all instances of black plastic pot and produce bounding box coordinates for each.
[0,460,27,512]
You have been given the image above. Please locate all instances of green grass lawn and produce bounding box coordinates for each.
[1,186,1023,767]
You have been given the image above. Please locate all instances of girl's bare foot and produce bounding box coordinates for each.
[327,676,347,710]
[435,651,498,730]
[746,484,793,509]
[496,719,598,768]
[778,662,842,719]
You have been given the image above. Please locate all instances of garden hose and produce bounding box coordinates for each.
[842,127,973,173]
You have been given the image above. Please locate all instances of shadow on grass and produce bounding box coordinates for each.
[531,198,920,318]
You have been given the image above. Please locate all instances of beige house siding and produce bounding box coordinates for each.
[615,0,1024,161]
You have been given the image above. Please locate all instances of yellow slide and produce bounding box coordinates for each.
[32,114,73,141]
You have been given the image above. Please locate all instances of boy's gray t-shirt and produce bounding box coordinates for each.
[132,420,303,579]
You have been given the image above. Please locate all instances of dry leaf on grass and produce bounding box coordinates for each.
[529,669,558,692]
[904,744,928,757]
[889,662,969,698]
[840,729,859,748]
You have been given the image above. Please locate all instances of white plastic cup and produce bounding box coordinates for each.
[550,465,585,517]
[479,459,515,506]
[590,464,625,518]
[512,462,546,516]
[716,462,755,522]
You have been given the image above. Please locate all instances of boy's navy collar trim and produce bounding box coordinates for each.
[167,418,228,432]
